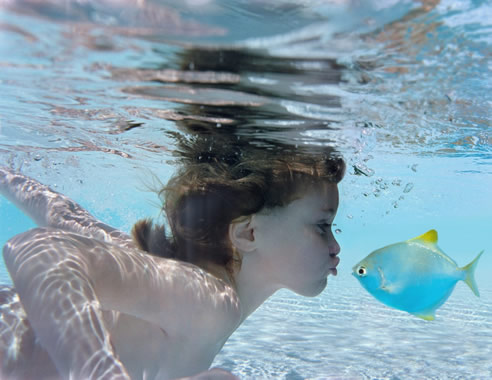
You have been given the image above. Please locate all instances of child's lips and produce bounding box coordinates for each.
[332,256,340,267]
[328,257,340,276]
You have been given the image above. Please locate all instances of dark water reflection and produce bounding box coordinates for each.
[119,47,347,151]
[2,0,489,164]
[0,0,375,157]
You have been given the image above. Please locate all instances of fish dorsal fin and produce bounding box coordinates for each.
[409,229,438,244]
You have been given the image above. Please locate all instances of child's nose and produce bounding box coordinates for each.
[329,242,340,257]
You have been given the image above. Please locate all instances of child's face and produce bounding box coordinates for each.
[254,182,340,297]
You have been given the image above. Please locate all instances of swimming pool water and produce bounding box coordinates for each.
[0,0,491,379]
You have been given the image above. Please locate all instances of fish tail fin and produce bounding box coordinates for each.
[460,250,484,297]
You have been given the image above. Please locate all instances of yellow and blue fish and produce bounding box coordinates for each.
[352,230,483,320]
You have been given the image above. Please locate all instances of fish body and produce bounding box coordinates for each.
[352,230,483,320]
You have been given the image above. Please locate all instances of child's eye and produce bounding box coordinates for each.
[316,222,331,234]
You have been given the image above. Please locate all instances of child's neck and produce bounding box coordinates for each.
[203,255,278,322]
[233,252,279,322]
[203,263,234,286]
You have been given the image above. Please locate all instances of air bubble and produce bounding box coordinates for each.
[392,179,402,186]
[353,163,374,177]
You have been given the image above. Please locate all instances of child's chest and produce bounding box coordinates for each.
[109,310,233,380]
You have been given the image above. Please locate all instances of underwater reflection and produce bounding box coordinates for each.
[114,45,351,150]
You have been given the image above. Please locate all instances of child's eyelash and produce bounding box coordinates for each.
[316,222,331,233]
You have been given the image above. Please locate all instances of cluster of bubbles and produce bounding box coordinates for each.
[334,160,418,234]
[367,177,414,204]
[352,160,415,194]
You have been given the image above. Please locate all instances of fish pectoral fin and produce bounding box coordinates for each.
[379,283,400,293]
[413,312,435,321]
[377,267,403,294]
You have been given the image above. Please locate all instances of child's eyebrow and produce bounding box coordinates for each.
[321,207,336,215]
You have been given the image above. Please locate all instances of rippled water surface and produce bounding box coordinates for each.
[0,0,491,379]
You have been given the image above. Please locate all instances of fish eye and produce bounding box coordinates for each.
[356,266,367,277]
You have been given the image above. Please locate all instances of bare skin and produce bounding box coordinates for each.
[0,167,340,379]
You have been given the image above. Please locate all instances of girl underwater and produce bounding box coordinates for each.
[0,135,345,379]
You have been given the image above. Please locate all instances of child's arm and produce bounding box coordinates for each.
[0,167,135,249]
[3,228,131,379]
[3,227,240,379]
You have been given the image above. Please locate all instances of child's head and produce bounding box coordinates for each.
[232,180,342,297]
[132,135,345,281]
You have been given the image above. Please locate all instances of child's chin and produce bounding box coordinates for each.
[296,278,328,297]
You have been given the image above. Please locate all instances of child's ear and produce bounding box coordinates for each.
[229,216,257,252]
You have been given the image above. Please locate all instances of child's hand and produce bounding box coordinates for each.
[179,367,240,380]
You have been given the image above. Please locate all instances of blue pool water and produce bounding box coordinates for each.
[0,0,491,379]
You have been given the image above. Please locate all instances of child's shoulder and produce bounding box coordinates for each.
[4,227,242,343]
[154,258,242,339]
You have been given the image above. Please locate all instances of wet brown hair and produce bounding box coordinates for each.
[132,134,345,277]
